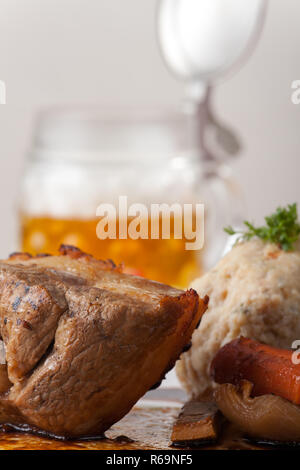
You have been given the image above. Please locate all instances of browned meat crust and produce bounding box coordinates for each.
[0,245,207,438]
[171,400,223,446]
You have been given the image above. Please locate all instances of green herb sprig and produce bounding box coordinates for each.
[224,203,300,251]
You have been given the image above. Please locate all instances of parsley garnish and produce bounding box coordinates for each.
[224,203,300,251]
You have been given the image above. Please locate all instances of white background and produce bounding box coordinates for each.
[0,0,299,256]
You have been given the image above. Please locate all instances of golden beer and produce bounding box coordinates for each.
[21,214,202,288]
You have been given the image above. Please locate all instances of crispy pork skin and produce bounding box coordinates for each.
[0,246,207,438]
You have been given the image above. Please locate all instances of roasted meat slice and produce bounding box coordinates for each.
[0,246,207,438]
[0,265,68,381]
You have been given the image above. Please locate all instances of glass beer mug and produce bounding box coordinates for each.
[19,107,241,288]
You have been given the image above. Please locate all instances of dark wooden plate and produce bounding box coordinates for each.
[0,406,269,450]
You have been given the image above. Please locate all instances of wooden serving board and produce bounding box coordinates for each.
[0,406,268,451]
[0,407,176,451]
[0,388,274,450]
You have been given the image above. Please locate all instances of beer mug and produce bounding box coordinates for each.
[19,107,242,288]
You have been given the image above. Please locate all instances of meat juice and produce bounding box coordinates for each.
[20,214,202,288]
